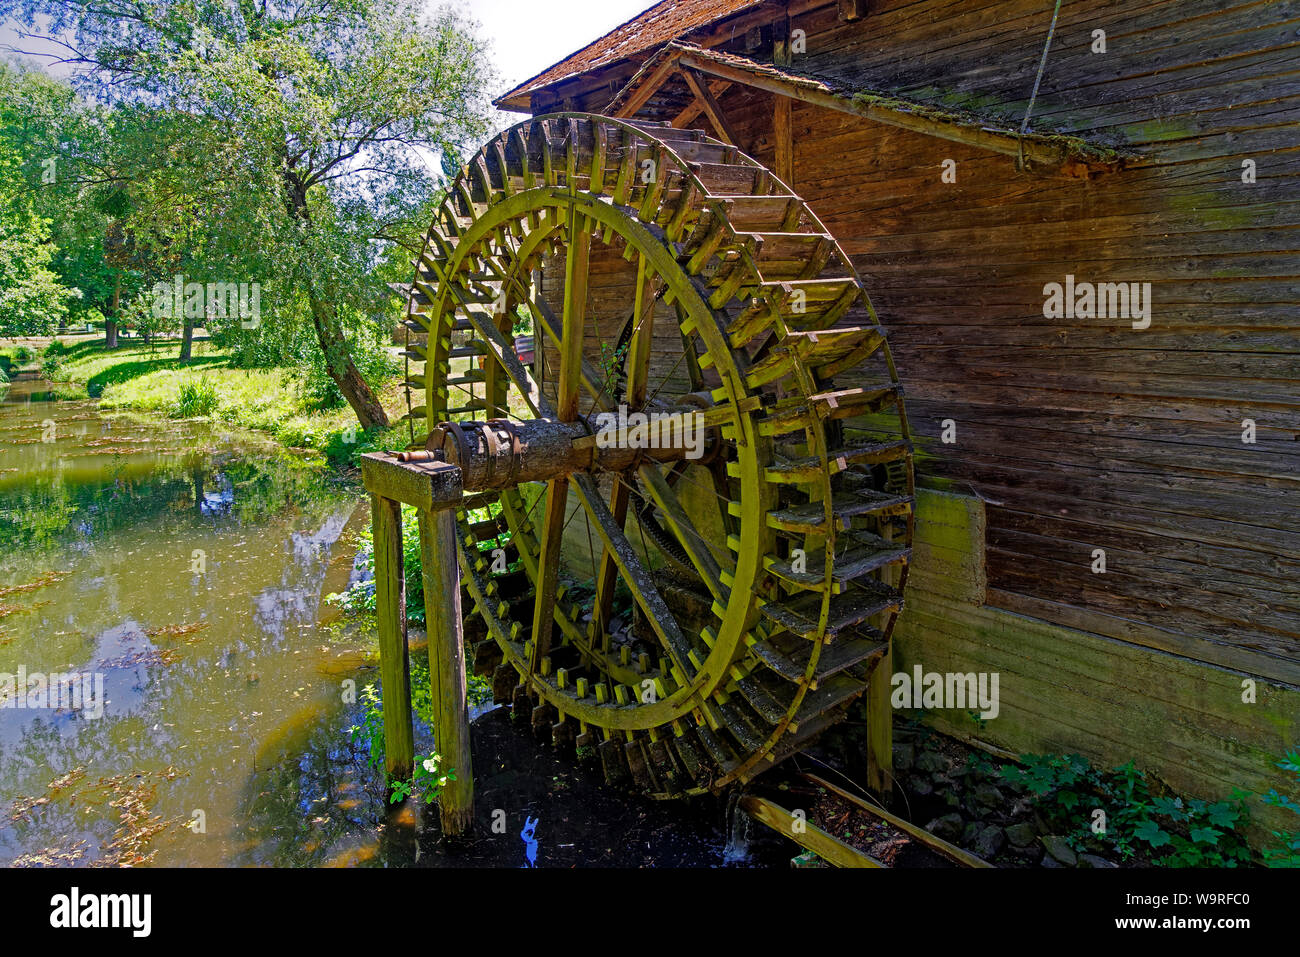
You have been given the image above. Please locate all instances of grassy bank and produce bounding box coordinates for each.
[14,337,418,464]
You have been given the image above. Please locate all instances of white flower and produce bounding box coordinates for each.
[422,758,438,773]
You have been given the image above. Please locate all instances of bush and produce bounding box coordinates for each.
[174,376,220,418]
[39,353,63,381]
[1262,748,1300,867]
[301,338,399,412]
[1001,754,1252,867]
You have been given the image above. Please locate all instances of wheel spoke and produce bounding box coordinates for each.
[571,473,693,674]
[592,253,658,646]
[558,209,590,422]
[529,476,569,668]
[636,462,726,602]
[449,284,551,417]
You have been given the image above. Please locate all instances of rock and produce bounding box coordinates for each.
[1005,821,1037,847]
[961,821,981,847]
[1041,855,1064,868]
[925,813,964,842]
[943,790,961,808]
[1040,834,1078,866]
[893,743,915,771]
[1008,842,1042,863]
[908,775,933,797]
[1079,853,1118,869]
[972,783,1004,811]
[973,824,1006,859]
[916,750,948,774]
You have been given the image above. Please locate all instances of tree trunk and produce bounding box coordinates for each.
[105,274,121,349]
[281,168,389,432]
[180,315,194,361]
[309,297,389,431]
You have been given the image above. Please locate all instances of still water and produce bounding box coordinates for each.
[0,374,782,867]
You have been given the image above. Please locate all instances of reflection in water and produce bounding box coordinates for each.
[0,374,785,868]
[0,374,367,866]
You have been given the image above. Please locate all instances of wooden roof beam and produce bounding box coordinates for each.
[612,54,680,119]
[671,79,732,128]
[671,48,1127,177]
[678,67,739,145]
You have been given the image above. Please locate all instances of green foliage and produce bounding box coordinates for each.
[1002,753,1253,867]
[174,376,220,418]
[349,683,387,772]
[39,352,64,381]
[0,346,34,370]
[300,327,400,411]
[1262,748,1300,867]
[388,753,455,805]
[348,664,482,805]
[327,504,426,625]
[0,65,82,337]
[3,0,496,420]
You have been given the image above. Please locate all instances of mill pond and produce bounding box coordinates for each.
[0,373,783,868]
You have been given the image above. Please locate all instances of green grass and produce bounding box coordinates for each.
[39,338,413,463]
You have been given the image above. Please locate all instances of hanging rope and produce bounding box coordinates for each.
[1017,0,1065,172]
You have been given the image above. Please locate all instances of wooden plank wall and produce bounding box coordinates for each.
[530,0,1300,822]
[700,0,1300,688]
[901,489,1298,845]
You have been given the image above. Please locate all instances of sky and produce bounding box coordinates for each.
[1,0,660,115]
[453,0,655,103]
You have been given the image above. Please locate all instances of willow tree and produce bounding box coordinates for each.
[0,63,84,336]
[4,0,495,428]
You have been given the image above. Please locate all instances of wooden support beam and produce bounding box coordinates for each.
[370,493,414,783]
[679,68,738,146]
[361,453,462,513]
[739,794,884,868]
[672,48,1122,174]
[612,53,679,119]
[801,772,993,868]
[419,508,474,835]
[867,519,898,796]
[670,79,732,128]
[865,640,893,795]
[773,94,794,186]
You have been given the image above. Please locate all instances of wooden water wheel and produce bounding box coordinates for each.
[405,113,914,797]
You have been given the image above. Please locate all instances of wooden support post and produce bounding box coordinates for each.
[680,68,739,146]
[774,94,794,187]
[371,493,414,783]
[419,508,475,836]
[866,641,893,795]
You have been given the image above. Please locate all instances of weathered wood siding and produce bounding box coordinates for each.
[704,0,1300,689]
[899,489,1298,845]
[522,0,1300,824]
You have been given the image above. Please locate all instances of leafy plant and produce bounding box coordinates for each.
[1262,748,1300,867]
[175,376,220,417]
[388,754,455,805]
[1001,753,1252,867]
[39,351,64,381]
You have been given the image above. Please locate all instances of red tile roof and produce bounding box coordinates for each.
[495,0,766,110]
